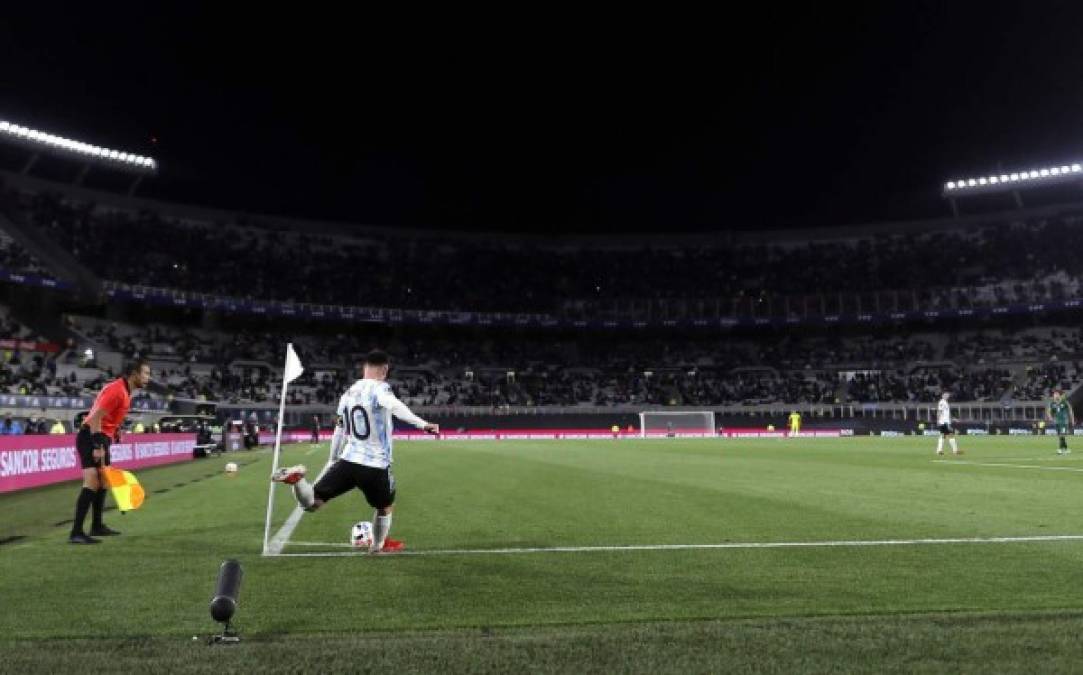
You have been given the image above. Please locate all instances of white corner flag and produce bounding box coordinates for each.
[262,343,304,555]
[284,343,304,384]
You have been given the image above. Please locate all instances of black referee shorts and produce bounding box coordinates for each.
[76,427,111,469]
[313,460,396,509]
[938,424,956,436]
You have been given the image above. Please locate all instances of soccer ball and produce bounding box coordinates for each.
[350,521,374,549]
[224,462,238,475]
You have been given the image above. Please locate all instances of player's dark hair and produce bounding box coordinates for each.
[363,349,390,367]
[124,358,151,376]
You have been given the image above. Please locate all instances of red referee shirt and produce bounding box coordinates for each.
[86,377,132,438]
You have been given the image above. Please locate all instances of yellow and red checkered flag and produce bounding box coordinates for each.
[101,467,145,512]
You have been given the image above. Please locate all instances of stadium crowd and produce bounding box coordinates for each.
[845,367,1015,403]
[0,225,49,278]
[41,316,1083,406]
[7,190,1083,320]
[2,185,1083,407]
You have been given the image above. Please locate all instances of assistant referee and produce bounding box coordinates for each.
[69,359,152,544]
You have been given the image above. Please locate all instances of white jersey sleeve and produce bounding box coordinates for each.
[375,382,429,429]
[329,421,347,460]
[328,393,349,460]
[336,392,349,420]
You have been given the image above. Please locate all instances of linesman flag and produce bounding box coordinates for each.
[284,343,304,384]
[101,467,145,512]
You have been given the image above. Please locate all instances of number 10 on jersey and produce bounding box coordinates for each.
[343,405,371,441]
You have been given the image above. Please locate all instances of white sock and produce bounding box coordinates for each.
[372,512,392,551]
[936,437,944,453]
[949,438,959,453]
[292,478,314,508]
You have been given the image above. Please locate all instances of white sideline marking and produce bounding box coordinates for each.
[933,460,1083,473]
[982,456,1082,462]
[267,534,1083,558]
[265,507,305,555]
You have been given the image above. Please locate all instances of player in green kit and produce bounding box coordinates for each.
[1046,390,1076,455]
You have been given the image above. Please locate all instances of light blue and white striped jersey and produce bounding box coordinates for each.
[335,379,428,469]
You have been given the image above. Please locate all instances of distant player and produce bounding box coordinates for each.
[310,414,321,443]
[1047,390,1075,455]
[936,391,962,456]
[788,410,801,436]
[666,421,675,438]
[272,350,439,553]
[69,359,152,544]
[611,424,620,439]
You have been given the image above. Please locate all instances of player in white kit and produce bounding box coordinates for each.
[272,350,439,552]
[936,391,961,456]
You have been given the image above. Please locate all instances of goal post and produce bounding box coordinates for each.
[638,410,717,438]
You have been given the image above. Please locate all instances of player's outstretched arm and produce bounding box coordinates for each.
[377,384,439,434]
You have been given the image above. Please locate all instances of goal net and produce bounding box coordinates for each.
[639,411,716,438]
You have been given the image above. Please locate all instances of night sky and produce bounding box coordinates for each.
[4,3,1083,233]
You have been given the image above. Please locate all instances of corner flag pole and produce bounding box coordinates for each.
[262,343,304,555]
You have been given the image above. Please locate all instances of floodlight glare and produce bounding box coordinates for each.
[0,118,157,172]
[944,157,1083,196]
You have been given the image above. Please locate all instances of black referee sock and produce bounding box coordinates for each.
[71,488,95,536]
[91,488,107,529]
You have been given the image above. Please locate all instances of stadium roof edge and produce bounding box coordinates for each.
[3,168,1081,247]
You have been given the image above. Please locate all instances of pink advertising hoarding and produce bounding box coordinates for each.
[260,427,853,444]
[393,428,851,440]
[0,433,195,493]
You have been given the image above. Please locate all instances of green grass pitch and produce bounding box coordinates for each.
[5,435,1083,673]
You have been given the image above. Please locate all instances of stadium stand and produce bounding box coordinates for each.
[0,196,52,280]
[50,315,1083,407]
[7,186,1083,321]
[0,176,1082,416]
[0,227,48,278]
